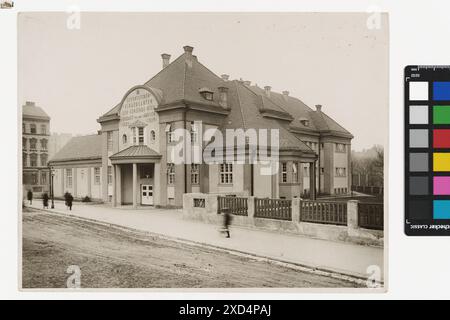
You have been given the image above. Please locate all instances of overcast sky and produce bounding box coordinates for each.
[19,12,388,151]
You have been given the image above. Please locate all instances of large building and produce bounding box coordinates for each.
[22,101,50,196]
[48,132,73,160]
[49,46,353,207]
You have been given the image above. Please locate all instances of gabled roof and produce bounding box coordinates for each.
[110,145,161,160]
[49,134,102,163]
[22,102,50,120]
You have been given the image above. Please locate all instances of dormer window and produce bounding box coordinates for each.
[299,117,309,127]
[199,87,214,101]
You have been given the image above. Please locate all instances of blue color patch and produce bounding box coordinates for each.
[433,200,450,219]
[433,82,450,100]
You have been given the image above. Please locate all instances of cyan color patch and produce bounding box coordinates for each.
[433,200,450,219]
[433,82,450,100]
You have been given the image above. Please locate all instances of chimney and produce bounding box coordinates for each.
[264,86,271,97]
[218,86,229,108]
[315,104,322,112]
[221,74,229,81]
[243,80,251,86]
[161,53,171,69]
[183,45,194,55]
[192,55,198,61]
[25,101,35,106]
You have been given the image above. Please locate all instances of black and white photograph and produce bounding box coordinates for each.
[18,12,388,290]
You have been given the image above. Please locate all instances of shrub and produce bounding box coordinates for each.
[82,196,91,203]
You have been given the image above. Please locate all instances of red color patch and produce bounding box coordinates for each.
[434,129,450,148]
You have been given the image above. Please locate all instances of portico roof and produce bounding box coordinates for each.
[109,145,161,163]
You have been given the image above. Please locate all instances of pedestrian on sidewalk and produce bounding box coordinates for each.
[220,207,232,238]
[42,193,49,209]
[67,193,73,211]
[27,190,33,205]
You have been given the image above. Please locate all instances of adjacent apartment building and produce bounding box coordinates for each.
[49,46,353,207]
[22,101,50,196]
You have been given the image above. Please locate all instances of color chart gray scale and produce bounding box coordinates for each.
[405,66,450,236]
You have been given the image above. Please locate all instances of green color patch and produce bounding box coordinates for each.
[434,106,450,124]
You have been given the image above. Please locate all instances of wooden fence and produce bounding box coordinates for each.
[218,196,248,216]
[299,200,347,226]
[358,202,384,230]
[254,198,292,221]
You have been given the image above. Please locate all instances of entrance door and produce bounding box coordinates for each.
[141,184,153,205]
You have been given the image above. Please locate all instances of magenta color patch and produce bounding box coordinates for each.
[434,177,450,195]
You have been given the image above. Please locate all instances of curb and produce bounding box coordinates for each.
[25,206,384,288]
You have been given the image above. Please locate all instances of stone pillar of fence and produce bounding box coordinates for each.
[205,194,218,215]
[291,198,301,222]
[347,200,359,229]
[247,196,255,221]
[182,193,194,216]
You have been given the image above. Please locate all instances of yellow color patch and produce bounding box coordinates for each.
[434,153,450,171]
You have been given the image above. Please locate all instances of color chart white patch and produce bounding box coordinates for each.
[409,81,429,101]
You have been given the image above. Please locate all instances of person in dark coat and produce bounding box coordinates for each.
[66,193,73,210]
[42,193,49,209]
[27,190,33,205]
[220,207,232,238]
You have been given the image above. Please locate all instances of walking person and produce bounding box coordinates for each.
[27,190,33,205]
[220,207,232,238]
[66,193,73,211]
[42,193,49,209]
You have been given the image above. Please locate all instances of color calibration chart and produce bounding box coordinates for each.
[405,66,450,236]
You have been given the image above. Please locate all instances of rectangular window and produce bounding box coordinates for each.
[30,154,37,167]
[40,153,48,166]
[138,127,144,145]
[167,163,175,184]
[41,139,47,150]
[191,164,199,184]
[107,166,112,185]
[190,122,198,143]
[281,162,288,183]
[219,163,233,184]
[107,131,113,151]
[41,172,47,185]
[30,139,37,150]
[94,167,101,185]
[66,169,72,188]
[23,123,26,133]
[40,124,47,135]
[292,162,298,183]
[303,165,309,177]
[335,167,347,177]
[30,124,36,134]
[335,143,346,153]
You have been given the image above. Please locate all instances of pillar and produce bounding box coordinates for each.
[73,168,77,197]
[132,163,137,208]
[116,165,121,205]
[112,165,116,207]
[347,200,359,229]
[309,161,316,200]
[87,167,92,197]
[154,162,160,206]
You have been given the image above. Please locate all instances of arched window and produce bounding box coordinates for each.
[122,134,127,144]
[150,130,156,141]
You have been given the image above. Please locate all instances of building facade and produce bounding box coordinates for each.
[49,46,353,207]
[22,101,50,196]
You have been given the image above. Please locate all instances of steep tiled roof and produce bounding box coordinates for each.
[110,145,161,160]
[223,81,314,153]
[22,102,50,120]
[49,134,102,163]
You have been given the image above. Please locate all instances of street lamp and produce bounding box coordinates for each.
[50,166,55,209]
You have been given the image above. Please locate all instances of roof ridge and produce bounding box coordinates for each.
[233,81,247,130]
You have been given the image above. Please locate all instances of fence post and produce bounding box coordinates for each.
[292,198,300,222]
[247,196,255,224]
[205,194,218,215]
[347,200,359,230]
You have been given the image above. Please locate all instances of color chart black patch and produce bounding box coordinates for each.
[405,66,450,236]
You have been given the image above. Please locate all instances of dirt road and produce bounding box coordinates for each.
[22,209,361,288]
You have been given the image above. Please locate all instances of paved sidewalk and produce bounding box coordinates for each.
[26,201,384,280]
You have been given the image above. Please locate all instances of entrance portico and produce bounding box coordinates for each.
[110,145,161,208]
